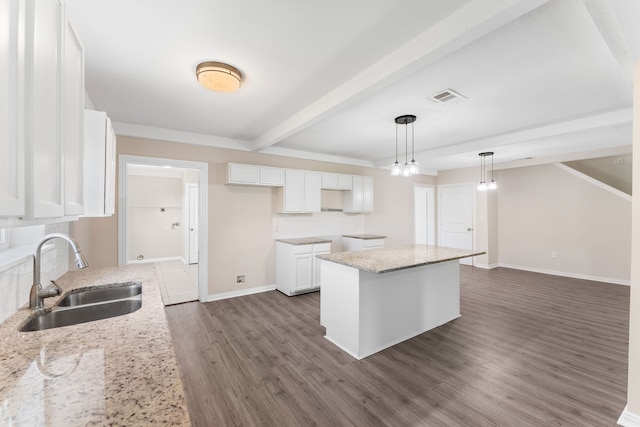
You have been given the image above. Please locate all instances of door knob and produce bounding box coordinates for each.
[467,228,472,231]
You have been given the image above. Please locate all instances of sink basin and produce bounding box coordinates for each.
[19,282,143,332]
[57,282,142,307]
[20,299,142,332]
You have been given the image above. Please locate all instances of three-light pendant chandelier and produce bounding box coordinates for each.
[391,115,418,177]
[477,151,497,190]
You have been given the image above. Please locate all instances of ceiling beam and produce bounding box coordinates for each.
[373,108,632,168]
[250,0,551,152]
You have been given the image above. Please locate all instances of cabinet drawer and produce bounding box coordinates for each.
[363,239,384,248]
[293,244,313,255]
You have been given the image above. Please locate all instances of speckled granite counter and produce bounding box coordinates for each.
[318,244,485,274]
[0,264,190,426]
[342,234,386,240]
[276,237,332,245]
[320,245,486,359]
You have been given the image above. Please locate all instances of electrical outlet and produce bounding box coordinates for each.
[236,275,245,284]
[551,251,558,259]
[614,157,624,165]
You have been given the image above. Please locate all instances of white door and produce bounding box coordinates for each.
[188,185,199,264]
[414,185,435,245]
[439,183,474,265]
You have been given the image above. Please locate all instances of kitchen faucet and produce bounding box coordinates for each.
[29,233,89,309]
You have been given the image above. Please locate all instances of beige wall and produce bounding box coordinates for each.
[498,164,630,283]
[72,136,433,296]
[437,167,499,268]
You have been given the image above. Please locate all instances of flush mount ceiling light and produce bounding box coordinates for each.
[478,152,497,191]
[391,115,418,177]
[196,61,243,92]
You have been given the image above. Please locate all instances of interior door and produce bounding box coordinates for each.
[414,185,435,245]
[188,185,199,264]
[439,183,474,265]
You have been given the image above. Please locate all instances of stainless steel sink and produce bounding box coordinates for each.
[20,282,143,332]
[57,282,142,307]
[20,299,142,332]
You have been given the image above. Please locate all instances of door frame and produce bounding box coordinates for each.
[118,155,209,302]
[414,183,436,245]
[437,182,476,266]
[186,183,198,264]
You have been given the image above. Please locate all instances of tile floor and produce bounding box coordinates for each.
[155,260,198,305]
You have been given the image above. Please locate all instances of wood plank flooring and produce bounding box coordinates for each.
[165,266,630,426]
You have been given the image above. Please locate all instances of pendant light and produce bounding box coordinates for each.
[391,123,401,176]
[392,115,417,177]
[478,152,496,191]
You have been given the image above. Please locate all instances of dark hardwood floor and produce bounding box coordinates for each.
[165,266,630,426]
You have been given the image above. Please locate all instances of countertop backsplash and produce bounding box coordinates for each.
[272,211,364,241]
[0,223,70,324]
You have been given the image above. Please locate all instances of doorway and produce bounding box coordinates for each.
[118,155,208,304]
[414,184,435,245]
[438,183,475,266]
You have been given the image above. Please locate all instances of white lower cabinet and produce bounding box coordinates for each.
[342,236,385,251]
[276,241,330,296]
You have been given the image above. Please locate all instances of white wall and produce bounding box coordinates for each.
[127,175,184,262]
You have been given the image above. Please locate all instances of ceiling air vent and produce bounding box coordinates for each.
[429,88,467,105]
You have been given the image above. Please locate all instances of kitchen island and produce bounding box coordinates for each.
[0,264,190,426]
[318,245,484,359]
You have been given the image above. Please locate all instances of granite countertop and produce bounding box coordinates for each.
[0,264,190,426]
[317,245,486,274]
[342,234,387,240]
[276,237,332,245]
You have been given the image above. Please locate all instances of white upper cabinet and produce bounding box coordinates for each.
[0,0,25,217]
[321,173,352,190]
[227,163,285,186]
[24,0,65,218]
[280,170,321,213]
[62,19,85,215]
[83,109,116,217]
[344,175,373,213]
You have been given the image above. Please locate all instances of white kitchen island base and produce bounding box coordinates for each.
[320,258,461,360]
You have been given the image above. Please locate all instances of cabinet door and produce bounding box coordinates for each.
[351,175,364,211]
[337,174,353,190]
[363,176,373,212]
[228,163,258,184]
[25,0,64,218]
[104,117,116,215]
[259,167,284,186]
[304,171,321,212]
[0,0,25,216]
[293,253,313,292]
[62,19,84,215]
[284,169,304,212]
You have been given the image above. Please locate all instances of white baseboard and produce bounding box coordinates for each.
[618,405,640,427]
[497,263,630,286]
[206,284,277,302]
[474,262,499,270]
